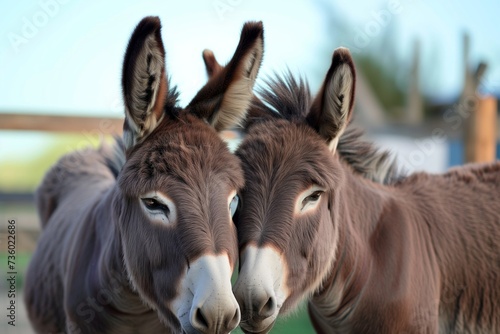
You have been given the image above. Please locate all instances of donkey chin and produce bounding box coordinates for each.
[239,316,278,334]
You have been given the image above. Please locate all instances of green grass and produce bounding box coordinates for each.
[0,252,32,271]
[0,252,32,289]
[0,133,105,193]
[270,312,315,334]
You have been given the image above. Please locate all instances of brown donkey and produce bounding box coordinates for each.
[232,48,500,333]
[24,17,263,334]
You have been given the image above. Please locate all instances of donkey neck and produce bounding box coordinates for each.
[67,186,157,331]
[95,187,154,316]
[309,161,400,331]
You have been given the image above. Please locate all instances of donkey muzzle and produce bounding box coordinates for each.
[234,245,288,334]
[174,254,240,334]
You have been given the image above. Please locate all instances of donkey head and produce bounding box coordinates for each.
[232,48,356,333]
[115,17,263,334]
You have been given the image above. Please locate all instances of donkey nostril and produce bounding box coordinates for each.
[226,307,241,330]
[258,296,277,318]
[192,307,209,331]
[192,304,240,332]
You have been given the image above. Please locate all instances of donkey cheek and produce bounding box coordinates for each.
[154,269,184,303]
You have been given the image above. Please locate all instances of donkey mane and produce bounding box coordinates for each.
[162,84,181,114]
[251,72,405,185]
[337,126,405,185]
[35,138,125,229]
[253,72,311,122]
[103,136,126,178]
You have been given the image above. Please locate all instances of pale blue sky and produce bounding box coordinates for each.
[1,0,499,162]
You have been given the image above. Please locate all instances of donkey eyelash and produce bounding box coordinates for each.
[304,191,323,202]
[229,193,240,218]
[141,198,170,216]
[139,192,177,227]
[301,191,324,210]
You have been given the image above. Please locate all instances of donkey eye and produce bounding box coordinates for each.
[229,194,239,217]
[141,198,170,216]
[302,191,323,208]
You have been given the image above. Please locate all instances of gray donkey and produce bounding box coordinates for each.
[25,17,264,334]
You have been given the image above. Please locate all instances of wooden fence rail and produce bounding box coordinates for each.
[0,113,124,253]
[0,113,123,133]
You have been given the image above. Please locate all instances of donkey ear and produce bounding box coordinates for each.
[202,48,273,129]
[202,49,223,78]
[307,47,356,153]
[121,16,168,149]
[187,21,264,132]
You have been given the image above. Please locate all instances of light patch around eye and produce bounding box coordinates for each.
[294,185,326,215]
[139,191,177,226]
[228,190,239,219]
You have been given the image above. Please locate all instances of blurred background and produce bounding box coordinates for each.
[1,0,499,333]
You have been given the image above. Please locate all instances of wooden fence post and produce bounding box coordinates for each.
[460,33,497,163]
[465,96,497,163]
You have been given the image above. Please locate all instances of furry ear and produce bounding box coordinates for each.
[201,47,273,129]
[121,16,168,149]
[307,47,356,153]
[187,21,264,132]
[202,49,223,78]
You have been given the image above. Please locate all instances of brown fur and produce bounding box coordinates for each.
[188,21,263,132]
[25,17,264,334]
[234,48,500,333]
[201,50,402,185]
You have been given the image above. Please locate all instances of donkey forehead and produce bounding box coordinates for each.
[120,116,244,196]
[237,121,338,189]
